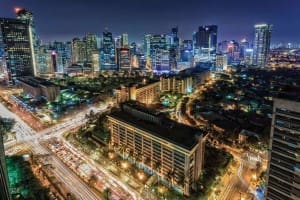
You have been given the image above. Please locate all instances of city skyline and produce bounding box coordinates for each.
[0,0,299,44]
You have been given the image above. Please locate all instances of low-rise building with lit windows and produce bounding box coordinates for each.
[107,102,206,196]
[160,75,193,94]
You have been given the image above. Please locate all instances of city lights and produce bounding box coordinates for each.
[0,1,299,200]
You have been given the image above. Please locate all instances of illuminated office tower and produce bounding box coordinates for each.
[0,18,34,84]
[84,34,98,62]
[116,47,131,71]
[180,40,193,62]
[100,31,116,70]
[149,35,170,71]
[239,38,249,59]
[36,45,53,74]
[194,25,218,65]
[265,91,300,200]
[71,38,86,65]
[0,132,10,200]
[91,51,100,73]
[144,34,152,58]
[216,53,228,71]
[16,8,38,76]
[130,42,137,55]
[121,33,129,47]
[114,36,122,48]
[152,49,170,71]
[51,41,72,73]
[253,24,272,67]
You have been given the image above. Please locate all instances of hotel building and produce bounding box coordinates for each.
[108,102,205,196]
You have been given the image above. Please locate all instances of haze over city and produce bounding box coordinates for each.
[0,1,300,200]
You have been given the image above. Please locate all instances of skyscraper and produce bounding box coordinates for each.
[84,34,98,63]
[36,44,55,74]
[121,33,129,47]
[101,31,116,70]
[51,41,72,73]
[0,131,10,200]
[149,34,170,71]
[265,89,300,200]
[144,34,152,58]
[116,47,131,71]
[0,16,35,83]
[194,25,218,65]
[180,40,193,62]
[253,24,272,67]
[71,38,86,65]
[16,8,38,76]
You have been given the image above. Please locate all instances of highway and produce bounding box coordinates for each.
[0,102,115,200]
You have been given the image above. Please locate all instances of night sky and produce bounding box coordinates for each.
[0,0,298,44]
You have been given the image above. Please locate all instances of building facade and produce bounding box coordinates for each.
[108,103,205,196]
[116,47,131,71]
[0,132,11,200]
[0,18,35,84]
[194,25,218,65]
[114,81,160,104]
[265,97,300,199]
[101,31,116,70]
[160,76,193,94]
[253,24,272,67]
[18,76,60,101]
[130,81,160,104]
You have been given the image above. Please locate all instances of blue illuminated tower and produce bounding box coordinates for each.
[100,30,116,70]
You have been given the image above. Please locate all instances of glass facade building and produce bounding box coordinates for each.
[0,18,34,84]
[253,24,272,68]
[265,97,300,199]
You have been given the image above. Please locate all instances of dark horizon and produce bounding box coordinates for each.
[0,0,299,45]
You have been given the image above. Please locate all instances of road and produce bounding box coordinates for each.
[1,102,140,200]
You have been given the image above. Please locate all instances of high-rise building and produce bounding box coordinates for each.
[116,47,131,71]
[51,41,72,73]
[121,33,129,47]
[16,8,38,76]
[108,102,205,196]
[149,35,170,71]
[180,40,193,62]
[36,45,53,75]
[114,36,122,48]
[216,53,228,71]
[84,34,98,62]
[0,15,36,83]
[194,25,218,65]
[239,38,249,60]
[144,34,152,58]
[0,131,11,200]
[71,38,86,64]
[253,24,272,67]
[100,31,116,70]
[265,91,300,200]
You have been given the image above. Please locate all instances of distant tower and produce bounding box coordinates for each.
[100,31,116,70]
[253,24,272,67]
[194,25,218,64]
[121,33,129,47]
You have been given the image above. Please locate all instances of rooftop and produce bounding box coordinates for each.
[109,103,204,150]
[276,85,300,102]
[17,76,58,87]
